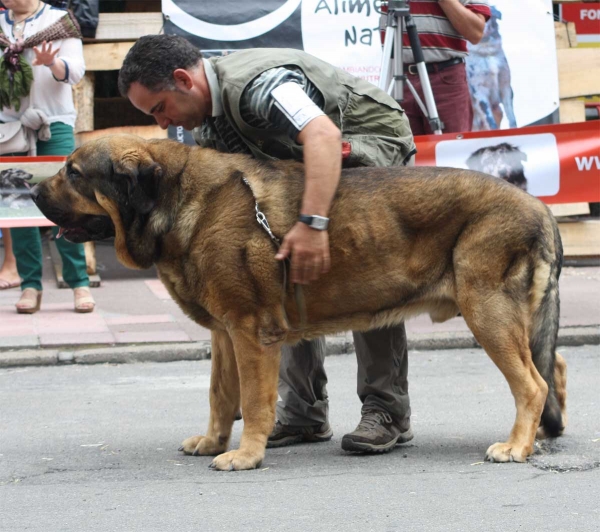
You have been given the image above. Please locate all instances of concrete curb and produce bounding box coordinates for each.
[0,326,598,369]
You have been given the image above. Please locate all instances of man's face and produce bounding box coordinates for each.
[127,81,207,131]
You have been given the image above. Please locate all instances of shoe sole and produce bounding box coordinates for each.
[341,434,399,453]
[267,427,333,449]
[396,428,414,445]
[341,429,414,454]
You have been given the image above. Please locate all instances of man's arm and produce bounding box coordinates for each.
[275,115,341,284]
[438,0,487,44]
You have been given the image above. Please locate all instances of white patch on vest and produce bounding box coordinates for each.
[162,0,301,41]
[271,82,325,131]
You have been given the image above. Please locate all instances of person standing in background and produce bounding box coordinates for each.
[0,0,94,313]
[401,0,491,135]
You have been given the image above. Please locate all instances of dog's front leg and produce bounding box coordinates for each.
[209,329,280,471]
[180,329,240,456]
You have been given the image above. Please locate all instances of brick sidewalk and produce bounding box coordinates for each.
[1,239,599,351]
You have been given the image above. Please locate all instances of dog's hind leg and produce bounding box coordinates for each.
[209,326,281,471]
[180,329,240,457]
[529,236,566,439]
[459,290,548,463]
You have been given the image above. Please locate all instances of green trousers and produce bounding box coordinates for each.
[11,123,89,291]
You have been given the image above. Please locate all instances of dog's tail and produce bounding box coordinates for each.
[529,215,565,437]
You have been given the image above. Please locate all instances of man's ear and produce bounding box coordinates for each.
[113,150,163,214]
[173,68,194,90]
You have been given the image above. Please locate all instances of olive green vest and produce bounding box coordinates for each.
[200,48,415,167]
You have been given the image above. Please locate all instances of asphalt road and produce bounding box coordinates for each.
[1,345,599,532]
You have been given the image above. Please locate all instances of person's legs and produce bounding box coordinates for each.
[11,227,43,291]
[11,226,44,313]
[0,229,21,288]
[431,63,473,134]
[400,75,428,136]
[267,337,332,447]
[52,226,90,289]
[401,63,472,135]
[38,123,93,309]
[342,324,413,453]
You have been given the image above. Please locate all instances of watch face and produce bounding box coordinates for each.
[312,216,328,230]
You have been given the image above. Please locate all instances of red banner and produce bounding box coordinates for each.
[561,3,600,45]
[414,121,600,204]
[2,123,599,230]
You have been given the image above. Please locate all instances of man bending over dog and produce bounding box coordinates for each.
[118,35,417,455]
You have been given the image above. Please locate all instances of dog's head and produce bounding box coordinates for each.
[484,6,502,41]
[466,142,528,191]
[0,168,33,190]
[32,135,175,269]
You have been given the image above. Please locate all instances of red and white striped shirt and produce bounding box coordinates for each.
[402,0,491,63]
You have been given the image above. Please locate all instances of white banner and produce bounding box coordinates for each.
[163,0,559,130]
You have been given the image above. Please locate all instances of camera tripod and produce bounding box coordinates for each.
[378,0,444,134]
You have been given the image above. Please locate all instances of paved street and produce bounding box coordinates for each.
[1,345,598,532]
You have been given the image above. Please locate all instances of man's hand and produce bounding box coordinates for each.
[275,222,331,285]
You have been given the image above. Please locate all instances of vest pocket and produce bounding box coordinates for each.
[344,135,413,168]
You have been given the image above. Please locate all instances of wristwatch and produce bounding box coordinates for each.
[299,214,329,231]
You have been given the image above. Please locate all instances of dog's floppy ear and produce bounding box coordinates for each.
[113,149,163,215]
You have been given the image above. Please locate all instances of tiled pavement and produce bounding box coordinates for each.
[0,240,212,350]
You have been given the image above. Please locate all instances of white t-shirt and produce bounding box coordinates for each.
[0,3,85,127]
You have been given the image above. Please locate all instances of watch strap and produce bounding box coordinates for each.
[299,214,329,231]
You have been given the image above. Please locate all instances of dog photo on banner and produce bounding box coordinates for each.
[466,0,560,131]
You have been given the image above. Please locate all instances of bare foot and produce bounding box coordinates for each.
[0,266,21,290]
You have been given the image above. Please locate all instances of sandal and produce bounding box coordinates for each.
[74,286,95,313]
[16,288,42,314]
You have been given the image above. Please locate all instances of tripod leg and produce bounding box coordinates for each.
[379,22,395,92]
[405,15,443,134]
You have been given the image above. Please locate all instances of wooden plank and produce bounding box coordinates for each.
[558,220,600,258]
[75,125,168,147]
[559,97,586,123]
[557,48,600,98]
[94,12,163,41]
[72,73,95,134]
[83,42,134,71]
[125,0,162,12]
[554,21,577,49]
[549,203,590,217]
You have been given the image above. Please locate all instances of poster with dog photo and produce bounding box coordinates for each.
[466,0,559,131]
[0,159,64,227]
[435,134,561,197]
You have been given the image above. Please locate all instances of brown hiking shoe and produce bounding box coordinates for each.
[341,410,413,454]
[266,420,333,448]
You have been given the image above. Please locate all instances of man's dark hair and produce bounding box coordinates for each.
[118,35,203,97]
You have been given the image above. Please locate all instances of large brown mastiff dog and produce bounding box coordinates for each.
[32,135,567,471]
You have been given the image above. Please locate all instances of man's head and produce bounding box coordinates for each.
[118,35,211,131]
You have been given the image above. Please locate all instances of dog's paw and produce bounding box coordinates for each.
[179,435,226,456]
[485,441,530,463]
[209,449,263,471]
